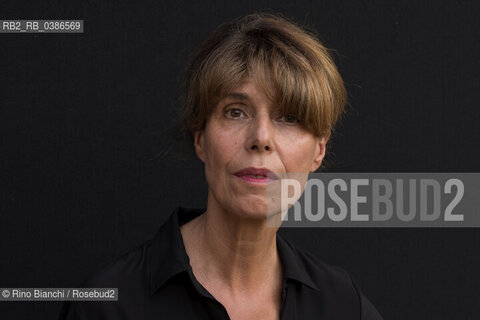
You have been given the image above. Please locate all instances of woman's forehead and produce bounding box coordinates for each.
[220,77,278,104]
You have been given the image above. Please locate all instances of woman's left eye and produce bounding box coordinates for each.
[279,114,298,124]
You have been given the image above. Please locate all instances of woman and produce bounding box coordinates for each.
[59,12,383,320]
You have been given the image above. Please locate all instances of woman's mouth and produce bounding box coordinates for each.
[234,167,279,185]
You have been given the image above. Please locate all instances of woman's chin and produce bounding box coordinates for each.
[228,197,283,221]
[229,198,267,219]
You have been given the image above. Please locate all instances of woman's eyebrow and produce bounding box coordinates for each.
[222,92,251,102]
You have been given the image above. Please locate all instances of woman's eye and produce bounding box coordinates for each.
[225,108,245,118]
[280,114,298,124]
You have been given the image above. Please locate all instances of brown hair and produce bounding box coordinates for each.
[176,12,346,157]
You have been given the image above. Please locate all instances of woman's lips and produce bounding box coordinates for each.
[235,174,277,184]
[233,167,279,185]
[234,167,278,177]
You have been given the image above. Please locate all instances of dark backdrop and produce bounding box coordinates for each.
[1,1,479,319]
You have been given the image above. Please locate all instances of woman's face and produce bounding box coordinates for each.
[194,78,329,219]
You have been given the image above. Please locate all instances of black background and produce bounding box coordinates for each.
[1,1,480,319]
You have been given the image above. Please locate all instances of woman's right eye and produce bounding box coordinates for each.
[225,108,245,118]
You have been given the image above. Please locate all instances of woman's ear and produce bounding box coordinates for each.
[193,130,206,163]
[310,132,330,172]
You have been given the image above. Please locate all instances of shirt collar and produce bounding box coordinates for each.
[147,207,320,296]
[147,206,201,295]
[276,233,321,292]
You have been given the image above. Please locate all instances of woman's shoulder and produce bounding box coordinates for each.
[57,240,154,320]
[277,235,384,319]
[77,207,190,291]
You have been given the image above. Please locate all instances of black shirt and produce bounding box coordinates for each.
[58,207,383,319]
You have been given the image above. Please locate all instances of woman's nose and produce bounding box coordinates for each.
[246,115,274,152]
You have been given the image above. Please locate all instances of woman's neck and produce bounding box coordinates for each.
[180,198,282,297]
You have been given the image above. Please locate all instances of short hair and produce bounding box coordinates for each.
[177,11,346,153]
